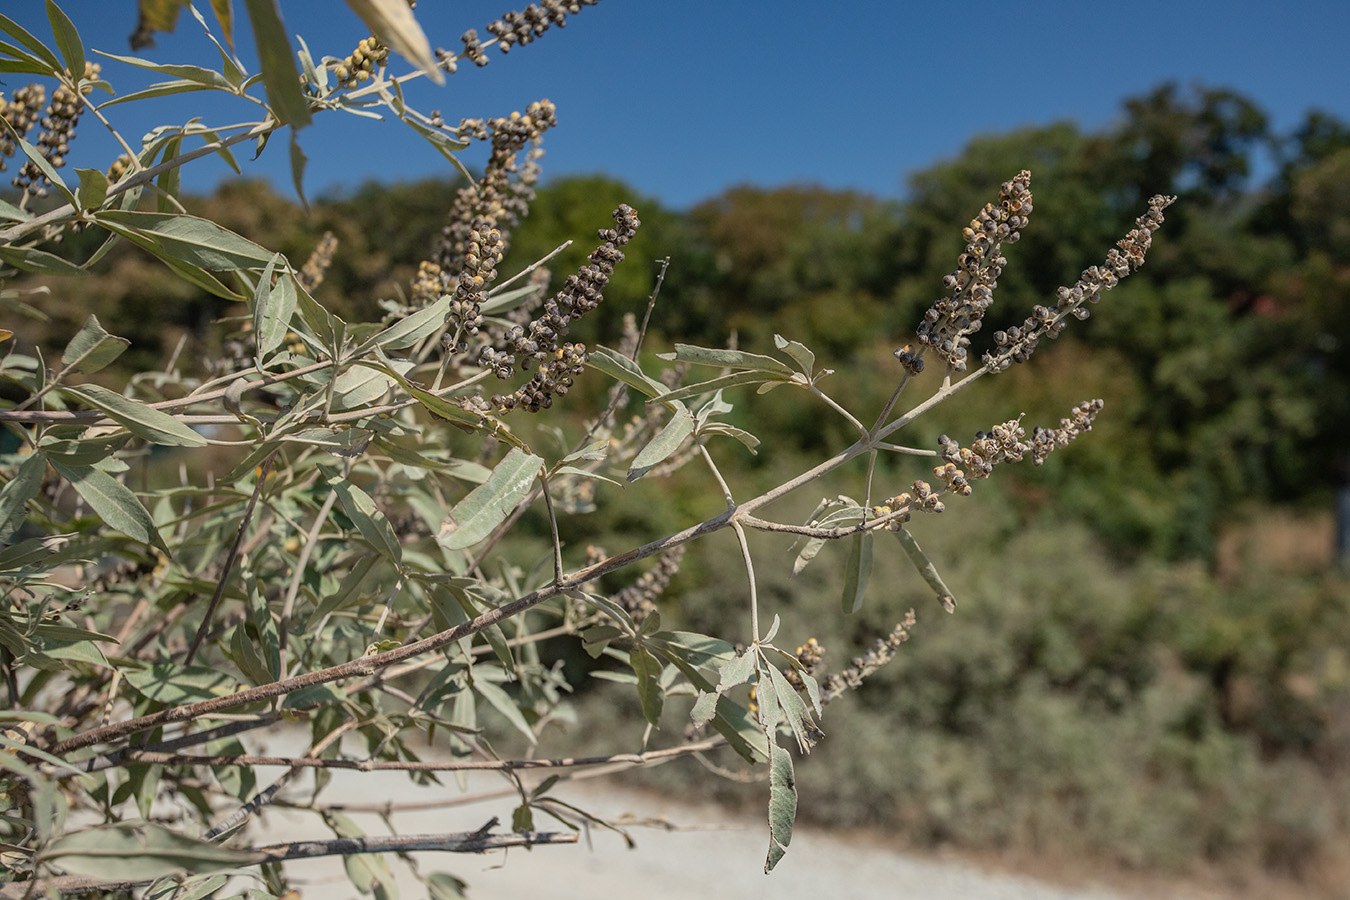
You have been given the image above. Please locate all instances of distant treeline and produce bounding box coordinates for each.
[11,81,1349,561]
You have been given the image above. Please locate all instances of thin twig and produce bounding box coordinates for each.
[114,740,723,773]
[184,451,277,665]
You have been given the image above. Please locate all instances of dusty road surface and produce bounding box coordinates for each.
[251,765,1148,900]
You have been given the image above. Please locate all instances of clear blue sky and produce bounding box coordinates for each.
[7,1,1350,209]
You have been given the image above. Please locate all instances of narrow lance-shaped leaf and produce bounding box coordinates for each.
[627,405,693,482]
[893,526,957,612]
[46,0,86,87]
[50,458,166,551]
[774,333,816,377]
[41,822,263,880]
[242,0,311,126]
[630,645,665,726]
[841,530,873,614]
[96,51,237,89]
[290,129,309,211]
[658,343,794,375]
[322,466,402,564]
[0,452,46,541]
[63,385,207,447]
[766,662,815,753]
[586,345,667,399]
[437,448,543,550]
[656,369,796,404]
[61,314,129,374]
[473,677,537,745]
[0,12,63,71]
[367,293,452,350]
[0,244,88,277]
[764,740,797,873]
[252,254,291,356]
[94,210,276,271]
[0,119,75,206]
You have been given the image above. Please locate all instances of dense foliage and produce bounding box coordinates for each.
[2,2,1348,898]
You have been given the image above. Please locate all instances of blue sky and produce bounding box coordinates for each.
[7,1,1350,209]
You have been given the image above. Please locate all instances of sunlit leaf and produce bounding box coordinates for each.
[94,209,276,271]
[627,406,693,481]
[658,343,794,375]
[242,0,311,126]
[586,345,667,399]
[630,645,664,725]
[437,448,543,550]
[346,0,442,83]
[46,0,86,84]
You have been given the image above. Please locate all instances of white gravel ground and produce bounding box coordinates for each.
[249,766,1144,900]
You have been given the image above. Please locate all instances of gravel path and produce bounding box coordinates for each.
[255,767,1142,900]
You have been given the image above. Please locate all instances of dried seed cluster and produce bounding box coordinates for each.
[434,100,558,275]
[818,610,917,704]
[297,231,339,293]
[486,1,600,53]
[892,343,925,376]
[458,29,490,68]
[868,478,949,530]
[479,204,640,413]
[0,84,46,171]
[934,400,1104,491]
[917,170,1033,372]
[613,545,686,621]
[332,36,390,87]
[982,194,1177,372]
[1028,398,1104,465]
[11,63,101,199]
[783,638,824,691]
[106,153,133,184]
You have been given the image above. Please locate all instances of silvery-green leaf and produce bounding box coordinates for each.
[627,406,693,481]
[764,741,797,873]
[841,531,873,614]
[49,459,166,551]
[60,314,129,374]
[63,385,207,447]
[437,448,543,550]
